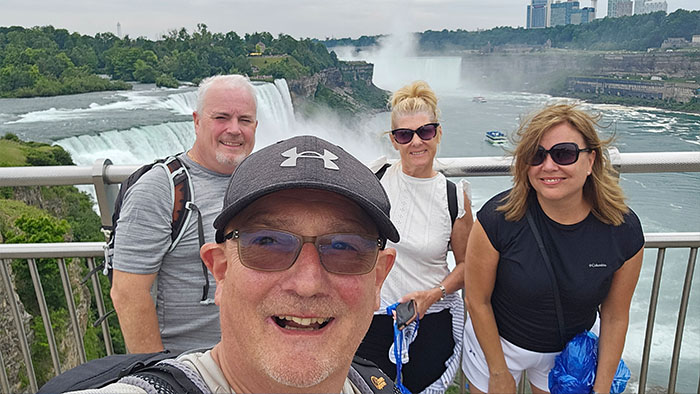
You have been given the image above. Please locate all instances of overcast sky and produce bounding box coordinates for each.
[1,0,697,40]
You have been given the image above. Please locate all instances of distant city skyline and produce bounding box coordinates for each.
[1,0,697,40]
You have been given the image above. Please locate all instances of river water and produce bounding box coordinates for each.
[0,57,698,392]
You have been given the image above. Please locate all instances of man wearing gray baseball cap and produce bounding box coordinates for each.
[198,135,399,393]
[57,135,399,394]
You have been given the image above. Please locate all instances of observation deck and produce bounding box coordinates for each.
[0,150,698,394]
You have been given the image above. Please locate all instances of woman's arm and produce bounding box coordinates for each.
[592,247,644,393]
[399,190,473,318]
[465,219,515,394]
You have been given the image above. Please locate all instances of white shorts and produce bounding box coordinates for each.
[461,315,600,393]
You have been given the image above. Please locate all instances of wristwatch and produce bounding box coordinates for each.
[438,284,447,301]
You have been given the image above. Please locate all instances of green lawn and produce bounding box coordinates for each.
[0,138,28,166]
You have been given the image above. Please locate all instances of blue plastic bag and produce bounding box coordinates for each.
[549,331,630,394]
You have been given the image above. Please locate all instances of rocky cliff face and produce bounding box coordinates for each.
[286,61,387,114]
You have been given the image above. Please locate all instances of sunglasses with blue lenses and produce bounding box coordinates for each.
[223,228,384,275]
[391,123,439,144]
[531,142,592,166]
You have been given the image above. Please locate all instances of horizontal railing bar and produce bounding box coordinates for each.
[0,165,138,187]
[1,151,699,187]
[0,242,105,259]
[644,232,700,248]
[1,233,697,259]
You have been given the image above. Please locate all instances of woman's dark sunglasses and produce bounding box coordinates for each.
[391,123,439,144]
[531,142,592,166]
[223,228,384,275]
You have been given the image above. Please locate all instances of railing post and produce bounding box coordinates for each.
[668,247,698,394]
[86,257,114,355]
[0,260,38,393]
[608,146,621,178]
[27,258,62,376]
[638,248,666,394]
[57,258,87,364]
[92,158,119,238]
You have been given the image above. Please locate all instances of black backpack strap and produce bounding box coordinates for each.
[446,179,458,226]
[349,355,397,394]
[166,157,192,246]
[127,362,207,394]
[374,163,392,180]
[37,351,174,393]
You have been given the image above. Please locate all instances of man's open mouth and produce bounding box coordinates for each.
[273,315,333,331]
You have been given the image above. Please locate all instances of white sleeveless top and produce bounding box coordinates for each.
[376,162,470,310]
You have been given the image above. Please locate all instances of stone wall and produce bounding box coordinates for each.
[568,77,698,103]
[460,51,700,92]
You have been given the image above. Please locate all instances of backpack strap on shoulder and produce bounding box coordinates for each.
[156,155,193,251]
[349,355,397,394]
[374,163,392,180]
[122,360,208,394]
[446,179,458,226]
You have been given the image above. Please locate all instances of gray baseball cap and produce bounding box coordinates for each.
[213,135,399,244]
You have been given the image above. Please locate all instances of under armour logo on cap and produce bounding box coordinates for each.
[280,147,339,170]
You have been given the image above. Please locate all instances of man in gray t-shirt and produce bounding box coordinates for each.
[110,75,259,353]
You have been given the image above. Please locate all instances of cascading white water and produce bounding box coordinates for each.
[56,79,300,166]
[160,90,198,115]
[57,122,196,166]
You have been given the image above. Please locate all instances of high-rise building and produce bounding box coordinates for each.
[634,0,668,15]
[527,0,549,29]
[527,0,596,28]
[550,1,580,26]
[608,0,634,17]
[580,7,596,23]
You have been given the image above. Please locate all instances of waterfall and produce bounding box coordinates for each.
[160,90,198,115]
[56,79,298,166]
[57,122,196,166]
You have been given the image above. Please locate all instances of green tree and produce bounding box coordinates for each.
[133,59,158,83]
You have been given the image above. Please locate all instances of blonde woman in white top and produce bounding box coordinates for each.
[357,81,473,394]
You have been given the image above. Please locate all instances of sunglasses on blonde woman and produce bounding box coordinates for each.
[391,123,439,144]
[531,142,592,166]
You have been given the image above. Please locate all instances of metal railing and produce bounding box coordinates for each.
[0,151,699,393]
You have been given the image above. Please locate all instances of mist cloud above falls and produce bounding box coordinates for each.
[333,33,464,93]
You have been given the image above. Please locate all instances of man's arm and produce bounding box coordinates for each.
[110,166,174,354]
[111,270,164,353]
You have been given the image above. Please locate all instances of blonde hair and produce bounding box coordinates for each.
[498,103,629,225]
[390,81,440,129]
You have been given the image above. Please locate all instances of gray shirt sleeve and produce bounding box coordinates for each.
[112,165,173,274]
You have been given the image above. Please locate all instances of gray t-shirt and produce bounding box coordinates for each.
[113,153,229,352]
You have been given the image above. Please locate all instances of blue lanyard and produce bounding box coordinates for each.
[386,303,419,394]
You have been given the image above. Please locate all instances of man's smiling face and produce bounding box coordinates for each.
[204,188,394,393]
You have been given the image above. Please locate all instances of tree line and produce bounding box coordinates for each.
[0,23,340,98]
[325,9,699,52]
